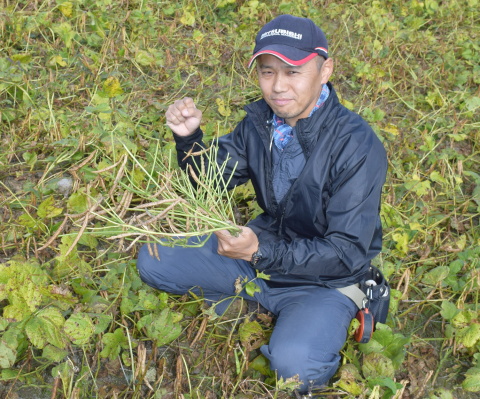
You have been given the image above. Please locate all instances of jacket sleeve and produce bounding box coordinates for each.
[173,118,251,191]
[253,131,387,280]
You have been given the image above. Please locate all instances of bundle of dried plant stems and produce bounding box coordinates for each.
[44,139,241,258]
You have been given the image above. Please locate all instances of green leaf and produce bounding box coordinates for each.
[465,96,480,112]
[64,313,94,345]
[457,323,480,348]
[103,77,124,98]
[143,309,183,346]
[135,50,155,66]
[94,315,112,334]
[0,341,17,369]
[101,328,129,360]
[132,167,145,186]
[422,266,450,285]
[256,271,270,280]
[373,108,385,122]
[25,318,47,349]
[58,1,73,17]
[348,318,361,336]
[389,289,402,314]
[358,324,410,369]
[25,307,66,349]
[137,313,153,331]
[1,259,49,322]
[11,53,32,64]
[78,233,98,249]
[368,377,401,394]
[276,375,302,392]
[249,354,273,377]
[429,387,454,399]
[23,151,37,169]
[121,297,135,314]
[462,367,480,392]
[47,55,67,68]
[452,310,476,328]
[0,318,8,331]
[37,196,63,219]
[362,352,394,379]
[42,345,68,362]
[85,103,111,113]
[440,301,459,320]
[2,369,21,380]
[430,171,447,184]
[334,364,363,395]
[245,281,261,297]
[180,9,195,26]
[392,231,409,255]
[51,362,72,389]
[67,191,88,214]
[239,320,266,350]
[132,290,160,312]
[52,22,76,47]
[18,213,38,229]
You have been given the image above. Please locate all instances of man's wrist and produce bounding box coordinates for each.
[250,241,262,266]
[172,127,202,143]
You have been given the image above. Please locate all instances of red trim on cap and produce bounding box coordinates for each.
[248,51,318,68]
[315,47,328,53]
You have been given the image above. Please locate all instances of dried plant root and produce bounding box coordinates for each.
[166,216,182,234]
[132,198,179,210]
[137,199,183,227]
[38,215,69,251]
[146,240,154,258]
[124,234,145,252]
[71,149,98,172]
[108,154,128,199]
[118,191,133,219]
[92,155,126,174]
[188,165,209,191]
[64,197,103,257]
[153,241,160,261]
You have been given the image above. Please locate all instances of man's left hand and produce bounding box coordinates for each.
[214,226,259,262]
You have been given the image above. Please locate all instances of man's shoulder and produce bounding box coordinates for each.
[327,105,387,176]
[334,105,386,154]
[243,98,273,120]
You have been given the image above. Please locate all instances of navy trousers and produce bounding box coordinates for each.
[136,235,357,392]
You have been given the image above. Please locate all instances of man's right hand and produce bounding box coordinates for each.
[165,97,202,137]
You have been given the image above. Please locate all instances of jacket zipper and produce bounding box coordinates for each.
[276,118,326,236]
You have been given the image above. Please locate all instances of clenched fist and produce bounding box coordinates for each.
[165,97,202,137]
[214,227,259,262]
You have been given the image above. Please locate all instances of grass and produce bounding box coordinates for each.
[1,0,480,398]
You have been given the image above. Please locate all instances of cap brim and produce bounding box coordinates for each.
[248,45,318,68]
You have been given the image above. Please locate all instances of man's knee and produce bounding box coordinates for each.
[263,340,341,388]
[136,243,160,285]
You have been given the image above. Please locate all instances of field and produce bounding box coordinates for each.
[1,0,480,398]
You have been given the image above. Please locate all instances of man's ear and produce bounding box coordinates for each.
[320,58,334,84]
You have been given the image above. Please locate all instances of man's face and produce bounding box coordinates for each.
[256,54,326,126]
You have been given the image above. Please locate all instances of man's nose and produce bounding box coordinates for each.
[272,73,288,93]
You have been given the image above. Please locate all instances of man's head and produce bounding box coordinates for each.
[249,15,333,126]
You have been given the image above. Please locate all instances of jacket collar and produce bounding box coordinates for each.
[244,82,340,161]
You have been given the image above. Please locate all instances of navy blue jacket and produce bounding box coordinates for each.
[174,83,388,289]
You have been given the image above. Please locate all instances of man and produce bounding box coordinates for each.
[136,15,387,395]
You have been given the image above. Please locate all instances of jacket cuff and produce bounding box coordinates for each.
[172,127,204,152]
[253,240,274,271]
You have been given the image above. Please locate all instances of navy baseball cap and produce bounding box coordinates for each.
[248,15,328,68]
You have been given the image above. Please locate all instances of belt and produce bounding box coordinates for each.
[336,283,366,309]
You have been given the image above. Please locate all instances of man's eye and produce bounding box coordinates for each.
[288,71,298,75]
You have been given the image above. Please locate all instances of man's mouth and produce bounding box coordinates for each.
[271,98,293,106]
